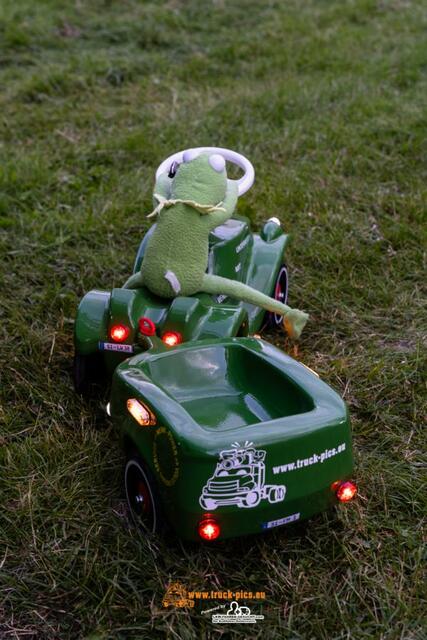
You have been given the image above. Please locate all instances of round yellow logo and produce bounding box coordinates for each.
[153,426,179,486]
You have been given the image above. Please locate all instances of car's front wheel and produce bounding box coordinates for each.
[124,456,160,534]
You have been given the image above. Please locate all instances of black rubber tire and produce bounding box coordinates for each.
[73,352,104,395]
[124,455,162,534]
[263,264,289,330]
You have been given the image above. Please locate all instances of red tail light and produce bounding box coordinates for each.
[198,517,220,541]
[110,324,130,342]
[162,331,182,347]
[336,481,357,502]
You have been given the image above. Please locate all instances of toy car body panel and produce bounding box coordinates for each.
[110,337,353,540]
[74,289,111,355]
[74,217,288,366]
[129,216,288,332]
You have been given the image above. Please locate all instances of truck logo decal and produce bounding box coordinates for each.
[199,442,286,510]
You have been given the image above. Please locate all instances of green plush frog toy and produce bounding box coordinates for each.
[124,148,308,338]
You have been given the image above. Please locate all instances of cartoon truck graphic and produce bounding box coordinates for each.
[199,445,286,510]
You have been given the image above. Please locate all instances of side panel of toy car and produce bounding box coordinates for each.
[244,232,289,333]
[74,289,111,355]
[208,217,253,285]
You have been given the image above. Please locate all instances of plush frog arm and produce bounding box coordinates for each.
[201,274,308,339]
[204,180,238,230]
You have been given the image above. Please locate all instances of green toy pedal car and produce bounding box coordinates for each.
[74,147,357,541]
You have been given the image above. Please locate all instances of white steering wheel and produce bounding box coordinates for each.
[155,147,255,196]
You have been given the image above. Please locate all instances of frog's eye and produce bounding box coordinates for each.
[209,154,225,172]
[168,161,179,178]
[183,149,200,163]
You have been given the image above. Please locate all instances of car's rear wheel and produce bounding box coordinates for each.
[124,456,160,534]
[263,265,289,329]
[73,352,104,395]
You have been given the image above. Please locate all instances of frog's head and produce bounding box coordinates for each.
[170,150,228,206]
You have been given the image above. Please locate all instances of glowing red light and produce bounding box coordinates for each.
[162,331,182,347]
[138,317,156,336]
[198,518,220,541]
[336,481,357,503]
[110,324,130,342]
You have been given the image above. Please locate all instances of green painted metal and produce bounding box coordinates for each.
[74,215,355,541]
[111,337,353,541]
[74,290,110,355]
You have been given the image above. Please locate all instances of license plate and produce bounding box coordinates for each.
[99,342,133,353]
[262,512,300,530]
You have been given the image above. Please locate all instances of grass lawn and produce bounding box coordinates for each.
[0,0,426,638]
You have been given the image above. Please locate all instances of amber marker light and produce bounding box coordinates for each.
[127,398,156,426]
[336,481,357,503]
[198,517,221,541]
[162,331,182,347]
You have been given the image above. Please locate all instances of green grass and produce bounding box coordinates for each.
[0,0,426,637]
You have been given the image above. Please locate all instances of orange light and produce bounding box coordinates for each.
[127,398,156,426]
[336,481,357,503]
[110,324,130,342]
[162,331,182,347]
[198,517,220,541]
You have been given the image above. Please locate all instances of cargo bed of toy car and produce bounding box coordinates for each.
[111,337,354,540]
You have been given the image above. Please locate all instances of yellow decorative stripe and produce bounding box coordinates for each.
[152,426,179,487]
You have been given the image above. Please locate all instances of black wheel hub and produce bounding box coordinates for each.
[125,461,155,532]
[273,266,289,326]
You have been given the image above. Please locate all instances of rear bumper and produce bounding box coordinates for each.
[166,473,354,541]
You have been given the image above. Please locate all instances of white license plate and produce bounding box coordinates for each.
[99,342,133,353]
[262,512,300,530]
